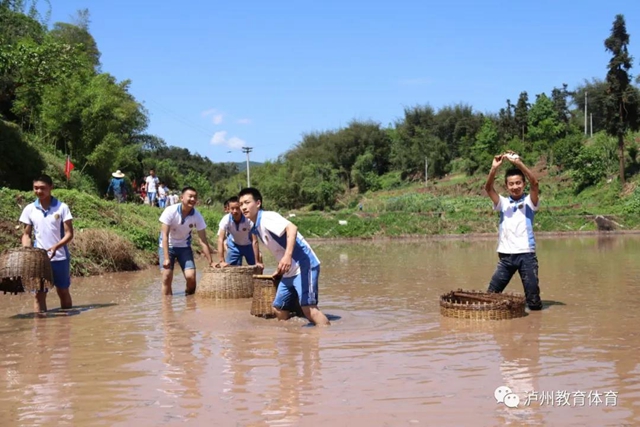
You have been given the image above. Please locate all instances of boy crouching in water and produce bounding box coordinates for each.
[238,187,330,326]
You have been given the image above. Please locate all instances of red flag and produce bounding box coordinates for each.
[64,156,75,180]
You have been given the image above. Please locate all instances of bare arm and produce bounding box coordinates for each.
[52,220,74,253]
[197,229,214,266]
[216,229,227,265]
[21,224,33,247]
[161,224,171,269]
[252,233,263,270]
[484,154,503,206]
[276,223,298,275]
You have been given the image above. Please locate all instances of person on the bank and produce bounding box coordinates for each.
[484,151,543,310]
[157,182,168,208]
[159,186,214,295]
[217,196,257,267]
[145,169,160,206]
[238,187,330,326]
[106,170,127,203]
[19,174,74,313]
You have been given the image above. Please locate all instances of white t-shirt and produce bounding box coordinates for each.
[218,213,253,246]
[252,210,320,278]
[146,175,159,193]
[158,186,167,200]
[158,204,206,248]
[19,197,73,261]
[494,194,538,254]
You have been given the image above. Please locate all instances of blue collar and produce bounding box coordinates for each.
[508,194,526,204]
[228,213,246,231]
[251,210,262,236]
[34,197,59,213]
[178,203,196,224]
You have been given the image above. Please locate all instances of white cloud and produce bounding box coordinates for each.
[236,118,251,125]
[201,108,224,124]
[227,136,246,149]
[211,131,246,149]
[211,131,227,145]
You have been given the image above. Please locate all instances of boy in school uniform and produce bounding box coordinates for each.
[159,186,214,295]
[484,151,543,310]
[216,197,257,266]
[238,187,330,326]
[19,174,74,313]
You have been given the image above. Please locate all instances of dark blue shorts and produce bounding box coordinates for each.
[51,259,71,289]
[273,265,320,309]
[158,246,195,271]
[226,241,255,265]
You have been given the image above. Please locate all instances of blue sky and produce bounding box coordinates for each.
[46,0,639,163]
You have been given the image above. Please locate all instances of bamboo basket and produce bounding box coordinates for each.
[196,265,259,299]
[0,247,54,294]
[250,275,305,318]
[439,289,526,320]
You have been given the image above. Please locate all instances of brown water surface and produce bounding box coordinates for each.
[1,236,639,426]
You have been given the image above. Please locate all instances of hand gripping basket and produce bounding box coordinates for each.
[439,289,527,320]
[0,247,55,294]
[196,265,259,299]
[251,274,305,318]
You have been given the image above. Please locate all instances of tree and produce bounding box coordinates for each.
[528,93,564,152]
[514,91,529,142]
[572,79,609,135]
[497,99,517,143]
[603,14,640,184]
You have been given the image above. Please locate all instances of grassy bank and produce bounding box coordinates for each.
[1,170,639,276]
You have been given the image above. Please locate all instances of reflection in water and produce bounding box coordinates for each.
[159,297,207,421]
[13,317,74,425]
[1,236,640,426]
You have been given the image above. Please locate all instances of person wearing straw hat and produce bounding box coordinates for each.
[107,170,127,203]
[19,174,74,313]
[484,151,542,311]
[159,186,215,295]
[238,187,330,326]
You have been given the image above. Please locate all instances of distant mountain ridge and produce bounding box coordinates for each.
[234,161,262,172]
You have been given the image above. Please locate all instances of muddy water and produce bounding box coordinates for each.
[1,236,639,427]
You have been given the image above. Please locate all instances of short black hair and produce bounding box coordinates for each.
[223,199,230,208]
[181,186,197,195]
[505,168,525,182]
[227,196,239,204]
[33,174,53,186]
[238,187,263,209]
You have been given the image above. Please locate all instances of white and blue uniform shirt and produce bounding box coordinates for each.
[251,210,320,278]
[218,213,253,246]
[19,197,73,261]
[494,194,538,254]
[158,204,206,248]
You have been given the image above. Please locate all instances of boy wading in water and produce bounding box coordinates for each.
[159,186,214,295]
[484,152,543,311]
[238,188,330,326]
[19,174,74,313]
[217,197,258,267]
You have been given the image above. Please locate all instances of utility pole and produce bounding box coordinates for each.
[584,92,588,135]
[425,157,428,186]
[241,147,253,187]
[590,113,593,137]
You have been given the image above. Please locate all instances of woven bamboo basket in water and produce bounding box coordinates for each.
[196,265,259,299]
[0,247,54,294]
[439,289,526,320]
[250,275,305,318]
